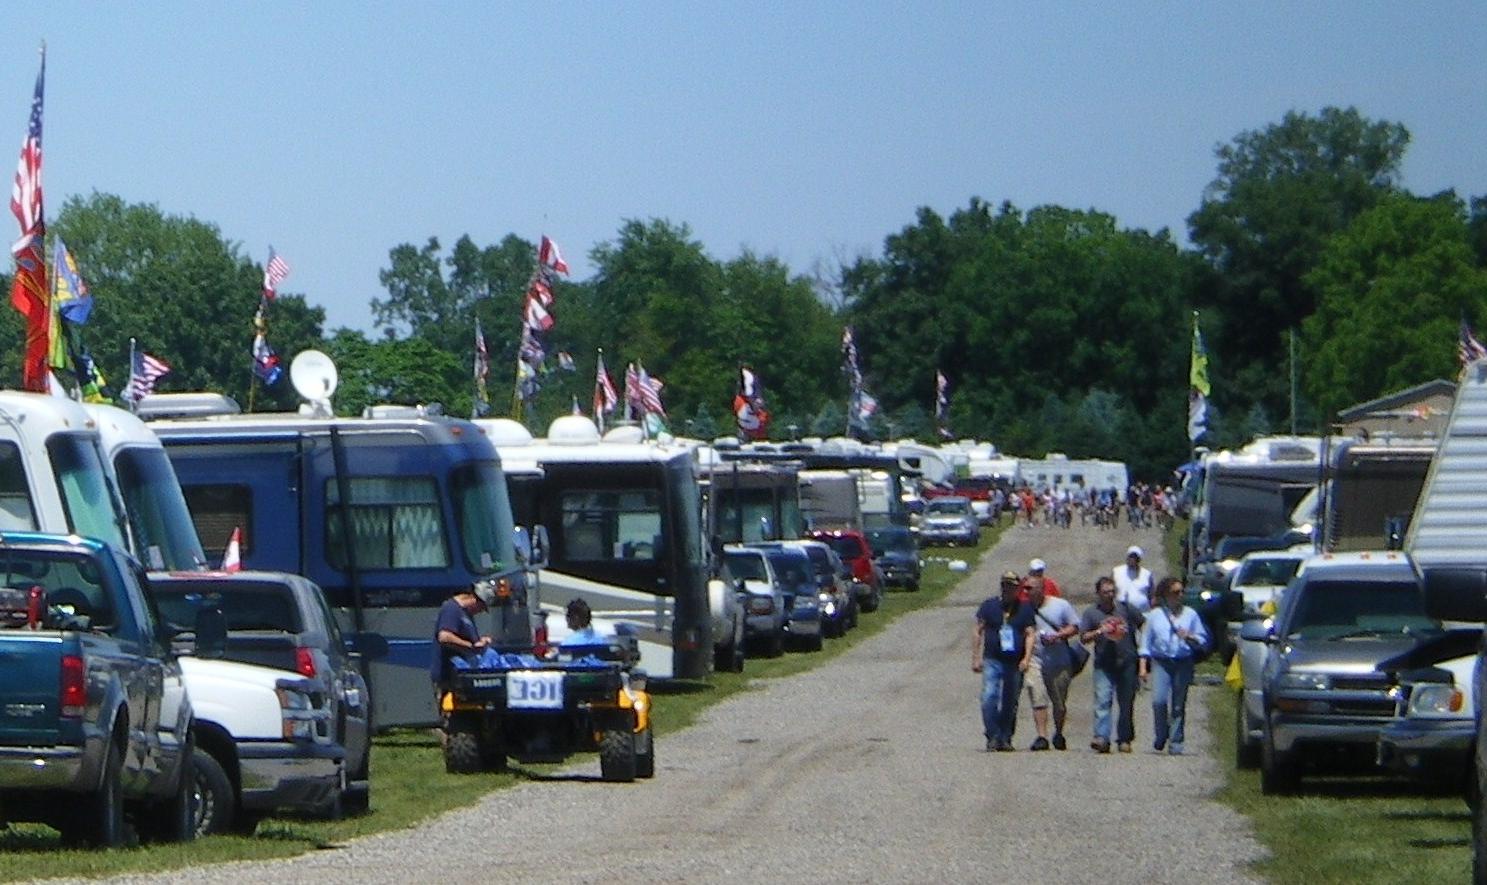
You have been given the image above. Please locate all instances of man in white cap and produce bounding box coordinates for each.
[1112,545,1153,612]
[1017,558,1062,602]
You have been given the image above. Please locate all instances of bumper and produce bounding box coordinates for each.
[920,529,975,545]
[878,563,920,586]
[744,613,782,637]
[1270,713,1395,754]
[237,740,344,812]
[786,613,822,636]
[0,744,87,790]
[1378,718,1474,776]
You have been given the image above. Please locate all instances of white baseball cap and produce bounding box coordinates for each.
[1127,545,1144,559]
[1029,558,1047,573]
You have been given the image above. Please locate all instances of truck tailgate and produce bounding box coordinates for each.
[0,634,63,745]
[220,633,300,673]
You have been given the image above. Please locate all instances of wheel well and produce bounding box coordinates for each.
[191,721,241,792]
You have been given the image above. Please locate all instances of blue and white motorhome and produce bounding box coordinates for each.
[482,417,711,681]
[144,396,525,727]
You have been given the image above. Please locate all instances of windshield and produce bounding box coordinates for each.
[451,461,516,574]
[1234,557,1301,588]
[47,434,127,550]
[765,552,812,590]
[927,499,969,515]
[716,488,778,543]
[868,528,914,554]
[113,447,207,571]
[1286,579,1438,640]
[724,551,768,582]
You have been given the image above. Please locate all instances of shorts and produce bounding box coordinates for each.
[1025,654,1072,720]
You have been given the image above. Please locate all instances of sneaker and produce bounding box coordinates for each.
[986,738,996,752]
[1052,733,1067,751]
[1168,744,1185,756]
[1030,736,1050,751]
[1153,740,1166,753]
[1117,742,1132,754]
[1091,739,1110,753]
[996,740,1015,752]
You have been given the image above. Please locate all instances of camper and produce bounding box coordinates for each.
[0,392,128,547]
[704,458,803,544]
[484,416,711,681]
[1318,437,1435,552]
[798,469,862,532]
[1194,436,1322,558]
[1018,454,1128,495]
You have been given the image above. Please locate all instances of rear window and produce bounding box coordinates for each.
[724,551,768,582]
[1234,558,1302,588]
[820,536,865,560]
[153,582,303,633]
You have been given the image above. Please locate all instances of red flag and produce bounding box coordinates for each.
[221,527,243,572]
[9,49,48,392]
[523,295,554,332]
[539,235,569,275]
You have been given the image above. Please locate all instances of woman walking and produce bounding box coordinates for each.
[1137,577,1209,755]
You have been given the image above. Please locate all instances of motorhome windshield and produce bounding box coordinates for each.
[451,460,516,573]
[112,447,207,571]
[46,435,126,550]
[559,489,663,564]
[0,443,36,530]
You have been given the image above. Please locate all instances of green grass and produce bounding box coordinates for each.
[0,524,1000,881]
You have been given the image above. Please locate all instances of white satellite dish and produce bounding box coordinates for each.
[290,350,339,416]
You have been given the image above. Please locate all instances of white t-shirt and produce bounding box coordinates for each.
[1112,565,1154,611]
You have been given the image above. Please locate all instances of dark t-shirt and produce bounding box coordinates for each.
[1078,601,1144,670]
[976,597,1035,662]
[430,598,479,684]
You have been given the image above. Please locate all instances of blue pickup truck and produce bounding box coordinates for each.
[0,533,196,846]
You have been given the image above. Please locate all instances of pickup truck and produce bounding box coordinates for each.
[0,533,196,847]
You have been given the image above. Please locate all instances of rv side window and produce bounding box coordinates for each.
[0,442,36,530]
[47,435,127,550]
[182,484,254,560]
[560,490,662,562]
[325,477,450,570]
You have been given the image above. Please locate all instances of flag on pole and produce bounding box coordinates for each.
[1459,318,1487,367]
[637,362,666,417]
[473,319,490,416]
[1188,312,1211,442]
[51,236,91,324]
[593,350,618,431]
[262,247,290,301]
[252,332,282,385]
[556,351,575,372]
[9,48,48,393]
[624,362,641,420]
[538,235,569,275]
[125,350,171,402]
[220,527,243,573]
[734,365,770,440]
[841,326,862,388]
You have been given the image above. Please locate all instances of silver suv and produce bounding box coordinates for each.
[1242,552,1440,794]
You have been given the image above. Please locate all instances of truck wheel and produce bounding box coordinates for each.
[479,729,508,773]
[766,630,785,658]
[805,633,824,653]
[140,744,196,843]
[635,726,655,779]
[1474,794,1487,884]
[444,718,484,774]
[191,750,237,836]
[342,751,371,815]
[66,740,126,847]
[1259,719,1299,795]
[599,728,637,782]
[1234,698,1260,770]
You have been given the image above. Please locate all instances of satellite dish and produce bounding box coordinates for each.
[290,350,338,416]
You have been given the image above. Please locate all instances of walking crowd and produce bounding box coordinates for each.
[989,482,1176,531]
[972,546,1210,755]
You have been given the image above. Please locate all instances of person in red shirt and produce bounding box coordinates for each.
[1018,558,1062,602]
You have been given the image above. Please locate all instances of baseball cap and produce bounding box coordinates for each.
[1000,570,1020,584]
[1029,558,1047,573]
[1127,545,1144,559]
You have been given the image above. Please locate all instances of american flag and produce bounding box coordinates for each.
[1460,318,1487,367]
[262,247,290,300]
[252,333,282,385]
[593,351,619,429]
[528,275,553,307]
[9,48,48,392]
[539,235,569,275]
[637,363,666,417]
[624,362,642,419]
[126,351,171,402]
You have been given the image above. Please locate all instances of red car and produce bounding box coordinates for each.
[807,529,884,613]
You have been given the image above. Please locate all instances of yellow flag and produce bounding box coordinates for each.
[1224,652,1243,692]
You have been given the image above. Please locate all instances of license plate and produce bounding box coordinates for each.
[505,671,564,710]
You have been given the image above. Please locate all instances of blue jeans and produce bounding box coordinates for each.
[1151,657,1195,751]
[980,657,1023,743]
[1092,662,1138,744]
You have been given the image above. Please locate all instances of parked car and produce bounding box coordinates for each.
[918,496,981,547]
[150,570,379,818]
[707,564,748,673]
[866,525,921,591]
[757,545,824,651]
[1375,628,1481,795]
[808,529,884,613]
[758,540,856,637]
[1243,551,1439,794]
[723,546,787,657]
[0,533,195,847]
[1227,551,1307,619]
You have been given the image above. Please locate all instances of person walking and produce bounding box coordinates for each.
[973,571,1035,751]
[1025,574,1078,751]
[1138,577,1210,755]
[1018,558,1063,601]
[1112,545,1154,612]
[1079,576,1145,753]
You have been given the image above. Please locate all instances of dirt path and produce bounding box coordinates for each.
[104,520,1267,884]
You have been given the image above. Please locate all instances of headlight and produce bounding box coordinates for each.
[823,601,837,616]
[1276,672,1330,692]
[1219,559,1240,573]
[1200,590,1217,602]
[1408,684,1466,718]
[818,592,832,603]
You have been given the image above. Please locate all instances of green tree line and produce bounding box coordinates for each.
[3,107,1485,480]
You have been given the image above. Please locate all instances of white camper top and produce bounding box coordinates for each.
[0,392,125,545]
[1407,360,1487,567]
[475,416,698,471]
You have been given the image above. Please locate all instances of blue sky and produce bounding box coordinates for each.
[6,3,1485,333]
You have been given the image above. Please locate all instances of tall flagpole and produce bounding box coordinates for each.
[127,337,137,414]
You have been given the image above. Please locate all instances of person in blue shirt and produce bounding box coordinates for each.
[559,597,607,647]
[431,583,492,688]
[1137,576,1209,755]
[972,571,1035,752]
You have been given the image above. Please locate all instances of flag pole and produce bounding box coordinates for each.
[595,348,606,434]
[127,337,136,414]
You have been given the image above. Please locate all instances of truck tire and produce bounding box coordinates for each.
[804,632,824,653]
[766,629,784,658]
[635,726,655,779]
[66,740,126,847]
[599,728,637,782]
[1234,698,1260,770]
[479,729,508,773]
[140,745,196,843]
[1259,718,1299,795]
[342,751,371,815]
[191,750,237,836]
[444,718,484,774]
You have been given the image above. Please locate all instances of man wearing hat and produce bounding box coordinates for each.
[431,582,494,689]
[1018,558,1062,602]
[973,571,1035,751]
[1113,546,1154,612]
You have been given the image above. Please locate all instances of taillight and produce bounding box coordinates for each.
[533,623,550,658]
[26,586,42,629]
[61,655,86,717]
[294,647,317,678]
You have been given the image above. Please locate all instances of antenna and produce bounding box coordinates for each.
[290,350,339,417]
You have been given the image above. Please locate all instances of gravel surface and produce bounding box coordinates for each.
[83,521,1268,885]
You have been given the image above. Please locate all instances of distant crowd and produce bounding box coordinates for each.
[987,482,1176,531]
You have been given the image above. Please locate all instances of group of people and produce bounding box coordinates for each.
[991,483,1176,531]
[972,546,1209,755]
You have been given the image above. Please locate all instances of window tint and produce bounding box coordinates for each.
[154,583,302,633]
[724,551,768,582]
[450,461,514,574]
[560,490,662,562]
[47,435,126,549]
[1286,579,1437,639]
[326,477,449,570]
[0,441,36,530]
[114,448,207,571]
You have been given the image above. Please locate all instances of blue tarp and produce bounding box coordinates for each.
[451,648,611,671]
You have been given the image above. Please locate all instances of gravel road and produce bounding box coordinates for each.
[91,521,1268,885]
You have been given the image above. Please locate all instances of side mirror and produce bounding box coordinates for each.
[1238,619,1273,644]
[194,606,227,659]
[349,632,390,661]
[528,525,550,570]
[1422,568,1487,622]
